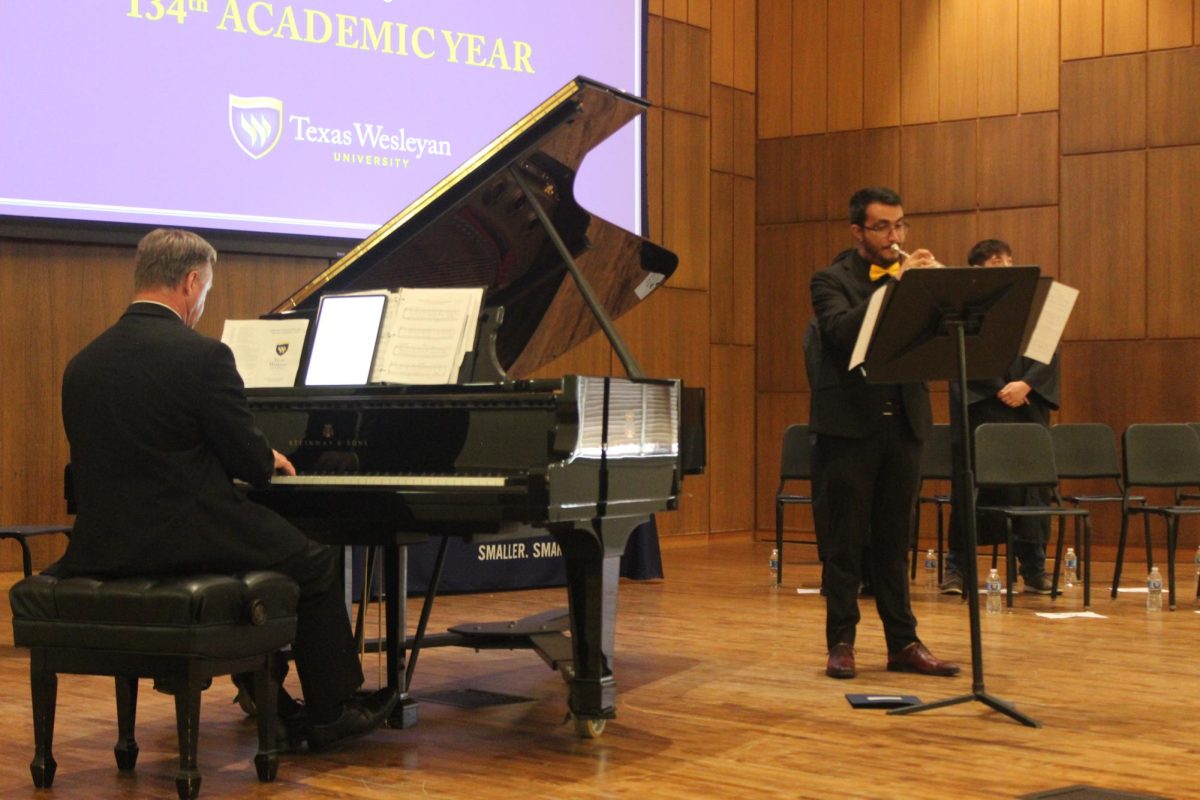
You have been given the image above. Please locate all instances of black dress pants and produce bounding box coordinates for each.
[265,540,364,724]
[813,415,921,653]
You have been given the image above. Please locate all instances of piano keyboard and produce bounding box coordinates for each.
[271,474,511,488]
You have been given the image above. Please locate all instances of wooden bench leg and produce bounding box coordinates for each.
[254,653,280,782]
[29,649,58,789]
[173,674,203,800]
[114,675,140,770]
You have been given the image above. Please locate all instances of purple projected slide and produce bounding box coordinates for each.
[0,1,643,240]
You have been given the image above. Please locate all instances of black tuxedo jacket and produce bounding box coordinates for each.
[49,303,308,578]
[807,249,932,442]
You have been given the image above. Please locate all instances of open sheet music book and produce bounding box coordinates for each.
[223,286,484,388]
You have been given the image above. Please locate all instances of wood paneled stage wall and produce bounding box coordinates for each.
[758,0,1200,545]
[3,2,1197,572]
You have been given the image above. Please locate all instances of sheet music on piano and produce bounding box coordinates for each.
[368,286,484,385]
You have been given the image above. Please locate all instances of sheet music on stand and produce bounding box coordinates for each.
[368,286,484,384]
[220,318,309,388]
[849,269,1077,374]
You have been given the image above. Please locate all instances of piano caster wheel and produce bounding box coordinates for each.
[573,717,606,739]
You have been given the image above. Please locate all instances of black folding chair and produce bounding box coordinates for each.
[974,423,1092,608]
[775,424,817,586]
[911,424,953,581]
[1110,424,1200,609]
[1050,423,1145,561]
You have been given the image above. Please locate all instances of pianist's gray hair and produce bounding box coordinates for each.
[133,228,217,291]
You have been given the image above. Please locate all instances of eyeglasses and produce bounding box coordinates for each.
[860,220,910,235]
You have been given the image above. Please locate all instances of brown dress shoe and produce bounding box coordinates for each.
[886,642,960,677]
[825,642,856,679]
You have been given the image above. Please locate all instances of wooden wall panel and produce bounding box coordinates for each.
[758,0,792,138]
[614,288,711,536]
[1061,54,1147,155]
[663,0,688,22]
[734,89,757,177]
[1062,0,1104,61]
[732,176,758,345]
[709,345,756,533]
[664,20,711,116]
[1148,47,1200,148]
[827,1,864,132]
[712,84,735,173]
[756,391,811,539]
[863,0,902,128]
[711,173,756,347]
[1148,0,1194,50]
[711,0,735,86]
[903,212,978,267]
[1147,146,1200,339]
[663,110,711,289]
[1196,0,1200,45]
[689,0,712,28]
[733,0,757,92]
[756,222,826,393]
[646,107,664,242]
[978,112,1058,209]
[978,0,1018,118]
[1103,0,1149,55]
[900,0,940,125]
[1018,0,1060,113]
[824,128,902,219]
[977,205,1060,278]
[647,14,664,108]
[791,0,828,135]
[939,0,979,121]
[899,120,978,212]
[757,134,830,223]
[1062,340,1200,430]
[1060,151,1147,341]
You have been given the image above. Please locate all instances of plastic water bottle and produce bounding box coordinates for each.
[1064,547,1078,588]
[1147,566,1163,612]
[769,547,780,586]
[923,549,937,587]
[985,568,1002,614]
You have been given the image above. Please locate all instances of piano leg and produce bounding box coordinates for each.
[384,543,419,729]
[551,516,641,738]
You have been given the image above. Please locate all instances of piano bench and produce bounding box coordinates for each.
[9,571,299,800]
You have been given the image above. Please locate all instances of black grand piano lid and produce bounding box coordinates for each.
[267,76,679,380]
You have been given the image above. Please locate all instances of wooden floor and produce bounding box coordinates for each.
[1,536,1198,799]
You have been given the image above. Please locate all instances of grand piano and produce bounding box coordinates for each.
[245,76,702,738]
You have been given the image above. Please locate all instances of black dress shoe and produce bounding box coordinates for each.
[306,688,398,753]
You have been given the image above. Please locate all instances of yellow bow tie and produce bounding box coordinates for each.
[869,263,901,281]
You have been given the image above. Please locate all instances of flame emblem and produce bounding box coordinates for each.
[229,94,283,160]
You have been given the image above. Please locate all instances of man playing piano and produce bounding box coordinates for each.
[48,228,396,751]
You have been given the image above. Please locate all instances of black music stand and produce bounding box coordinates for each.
[858,265,1046,728]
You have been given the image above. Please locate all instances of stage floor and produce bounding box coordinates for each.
[0,536,1196,799]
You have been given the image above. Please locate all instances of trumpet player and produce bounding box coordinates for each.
[805,187,960,680]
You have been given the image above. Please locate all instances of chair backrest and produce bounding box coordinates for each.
[1122,424,1200,488]
[1049,423,1121,479]
[974,423,1059,488]
[778,424,812,483]
[919,424,953,480]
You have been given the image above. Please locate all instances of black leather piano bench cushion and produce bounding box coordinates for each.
[9,571,299,800]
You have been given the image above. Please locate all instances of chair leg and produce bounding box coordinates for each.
[29,650,58,789]
[1083,516,1092,609]
[935,505,945,583]
[775,500,784,586]
[114,676,139,770]
[910,502,921,581]
[1143,514,1154,572]
[1050,516,1065,599]
[1006,520,1017,608]
[1167,516,1179,611]
[18,536,34,579]
[254,654,280,782]
[173,671,203,800]
[1111,511,1130,598]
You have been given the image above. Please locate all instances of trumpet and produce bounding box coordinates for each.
[890,243,911,260]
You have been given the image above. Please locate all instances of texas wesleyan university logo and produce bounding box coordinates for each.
[229,94,283,160]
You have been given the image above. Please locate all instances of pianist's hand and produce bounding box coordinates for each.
[272,449,297,477]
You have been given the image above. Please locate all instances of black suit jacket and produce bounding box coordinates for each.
[49,303,308,578]
[808,249,932,442]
